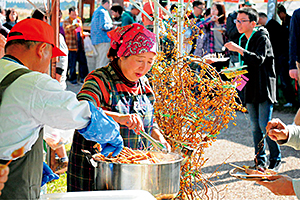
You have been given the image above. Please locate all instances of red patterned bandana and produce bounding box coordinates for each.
[107,23,156,57]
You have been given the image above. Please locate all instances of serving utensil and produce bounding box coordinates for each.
[258,133,268,149]
[254,133,269,167]
[139,130,169,153]
[229,163,245,171]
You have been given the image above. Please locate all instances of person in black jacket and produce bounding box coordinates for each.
[225,7,281,171]
[259,12,295,107]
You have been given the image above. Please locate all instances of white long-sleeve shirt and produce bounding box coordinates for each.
[0,57,91,160]
[285,125,300,199]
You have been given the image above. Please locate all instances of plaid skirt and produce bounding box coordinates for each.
[67,131,97,191]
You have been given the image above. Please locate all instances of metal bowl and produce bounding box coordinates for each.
[91,151,183,199]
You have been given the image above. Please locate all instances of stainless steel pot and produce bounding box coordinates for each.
[83,150,183,199]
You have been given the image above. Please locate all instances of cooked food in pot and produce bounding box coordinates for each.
[93,147,166,164]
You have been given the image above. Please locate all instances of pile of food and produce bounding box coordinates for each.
[93,146,172,164]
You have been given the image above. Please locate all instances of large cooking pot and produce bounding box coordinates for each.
[83,150,183,199]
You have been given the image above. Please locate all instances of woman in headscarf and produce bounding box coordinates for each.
[67,23,170,192]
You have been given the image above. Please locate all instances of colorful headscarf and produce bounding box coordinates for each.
[107,23,156,58]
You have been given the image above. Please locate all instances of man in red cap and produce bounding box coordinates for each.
[0,18,123,199]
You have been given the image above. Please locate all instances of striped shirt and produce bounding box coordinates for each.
[77,64,156,149]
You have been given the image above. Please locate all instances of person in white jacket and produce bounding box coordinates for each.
[257,118,300,198]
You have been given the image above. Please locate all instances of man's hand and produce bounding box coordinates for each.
[289,69,298,80]
[116,113,145,135]
[256,175,296,196]
[0,165,9,196]
[266,118,289,141]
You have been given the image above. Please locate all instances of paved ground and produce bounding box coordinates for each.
[202,110,300,200]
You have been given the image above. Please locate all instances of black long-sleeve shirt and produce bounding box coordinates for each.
[289,8,300,70]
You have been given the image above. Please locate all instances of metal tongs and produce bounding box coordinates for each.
[139,130,170,153]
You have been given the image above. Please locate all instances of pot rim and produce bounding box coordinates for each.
[93,151,184,166]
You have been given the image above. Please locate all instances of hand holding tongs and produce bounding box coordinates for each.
[139,130,170,153]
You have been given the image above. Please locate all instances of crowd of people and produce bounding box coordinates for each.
[0,0,300,199]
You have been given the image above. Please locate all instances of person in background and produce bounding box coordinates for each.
[226,0,253,64]
[3,9,17,30]
[188,0,205,22]
[195,3,228,72]
[277,4,291,29]
[58,10,65,38]
[258,12,296,108]
[111,3,123,27]
[0,7,5,25]
[90,0,113,69]
[188,0,205,55]
[32,7,70,174]
[194,8,210,57]
[256,118,300,198]
[289,8,300,82]
[0,18,123,199]
[121,3,141,27]
[225,7,281,171]
[67,23,170,192]
[63,6,89,84]
[142,0,166,32]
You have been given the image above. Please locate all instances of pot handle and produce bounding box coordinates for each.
[81,149,98,168]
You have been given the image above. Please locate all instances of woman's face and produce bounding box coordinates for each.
[211,5,218,16]
[9,9,17,22]
[120,52,155,82]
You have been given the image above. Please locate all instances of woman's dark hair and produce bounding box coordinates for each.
[212,3,226,24]
[107,47,118,61]
[111,4,123,15]
[238,7,258,23]
[6,9,18,23]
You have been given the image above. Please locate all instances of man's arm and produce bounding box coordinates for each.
[289,9,300,70]
[99,10,113,31]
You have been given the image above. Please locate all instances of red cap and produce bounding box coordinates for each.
[7,18,66,58]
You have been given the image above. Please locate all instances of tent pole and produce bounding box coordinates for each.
[267,0,277,20]
[177,0,183,56]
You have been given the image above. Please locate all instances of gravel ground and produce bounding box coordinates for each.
[202,109,300,200]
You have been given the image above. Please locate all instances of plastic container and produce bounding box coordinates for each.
[39,190,156,200]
